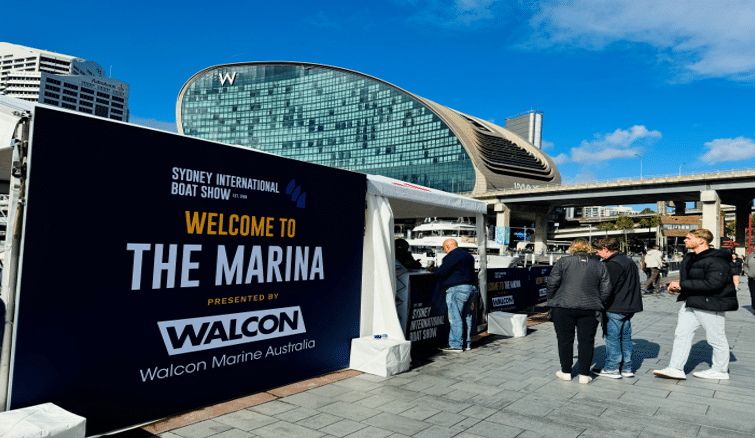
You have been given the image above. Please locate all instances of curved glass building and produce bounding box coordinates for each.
[177,62,560,193]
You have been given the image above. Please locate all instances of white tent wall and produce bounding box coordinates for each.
[359,194,406,340]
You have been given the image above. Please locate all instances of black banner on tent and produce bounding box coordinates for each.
[9,107,367,435]
[487,266,552,312]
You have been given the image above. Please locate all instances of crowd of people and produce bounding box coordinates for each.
[397,228,745,382]
[546,229,739,383]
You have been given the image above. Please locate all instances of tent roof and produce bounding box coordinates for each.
[366,174,486,219]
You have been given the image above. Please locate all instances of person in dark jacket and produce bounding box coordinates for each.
[547,238,611,384]
[431,238,476,352]
[653,229,738,380]
[395,238,422,270]
[594,238,643,379]
[730,251,743,290]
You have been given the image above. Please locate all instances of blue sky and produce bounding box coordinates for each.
[5,0,755,196]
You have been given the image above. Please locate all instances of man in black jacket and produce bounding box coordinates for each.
[594,238,643,379]
[653,229,738,380]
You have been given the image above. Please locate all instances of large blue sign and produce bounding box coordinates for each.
[9,107,367,435]
[487,266,552,312]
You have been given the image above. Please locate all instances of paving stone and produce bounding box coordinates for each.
[362,412,432,436]
[412,424,461,438]
[413,394,472,413]
[468,389,525,409]
[333,390,373,403]
[280,392,337,410]
[306,384,354,398]
[295,412,343,430]
[398,404,441,421]
[206,430,254,438]
[249,400,299,416]
[274,407,321,422]
[319,419,367,437]
[318,400,381,421]
[423,411,466,427]
[214,409,278,431]
[353,394,394,408]
[376,399,419,414]
[486,411,584,438]
[463,420,523,438]
[171,420,233,438]
[458,405,498,420]
[253,420,325,438]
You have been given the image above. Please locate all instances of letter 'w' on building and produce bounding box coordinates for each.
[219,72,237,86]
[156,306,306,355]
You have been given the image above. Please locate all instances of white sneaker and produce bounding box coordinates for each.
[653,367,686,379]
[621,370,635,378]
[556,371,572,381]
[598,369,622,379]
[579,375,593,384]
[692,369,730,380]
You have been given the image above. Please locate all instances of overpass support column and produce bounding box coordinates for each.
[734,199,753,256]
[534,212,548,255]
[494,203,510,254]
[701,190,721,247]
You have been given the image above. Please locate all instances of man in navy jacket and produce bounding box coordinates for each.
[595,238,643,379]
[431,239,476,352]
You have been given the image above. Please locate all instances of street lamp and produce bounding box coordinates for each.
[634,153,643,179]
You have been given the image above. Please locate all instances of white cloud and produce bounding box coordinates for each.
[569,125,661,164]
[397,0,755,82]
[527,0,755,81]
[700,137,755,164]
[541,140,554,150]
[551,153,568,165]
[130,117,178,133]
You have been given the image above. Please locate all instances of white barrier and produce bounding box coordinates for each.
[487,312,528,337]
[349,336,411,377]
[0,403,85,438]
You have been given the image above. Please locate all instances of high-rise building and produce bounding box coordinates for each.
[176,62,560,193]
[0,42,129,121]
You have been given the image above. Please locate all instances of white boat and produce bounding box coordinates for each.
[405,219,519,269]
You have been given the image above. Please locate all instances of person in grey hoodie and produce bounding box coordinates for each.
[547,239,611,384]
[594,238,643,379]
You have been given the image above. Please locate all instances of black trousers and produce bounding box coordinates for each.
[749,278,755,309]
[552,307,599,376]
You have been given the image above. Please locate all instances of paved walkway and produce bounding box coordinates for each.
[117,280,755,438]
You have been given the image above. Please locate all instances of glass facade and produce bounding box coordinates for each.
[180,64,476,192]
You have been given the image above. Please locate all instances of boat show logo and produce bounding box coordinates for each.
[157,306,306,356]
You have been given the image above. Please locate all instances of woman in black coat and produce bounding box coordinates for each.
[546,239,611,384]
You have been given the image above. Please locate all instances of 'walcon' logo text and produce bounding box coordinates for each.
[157,306,306,356]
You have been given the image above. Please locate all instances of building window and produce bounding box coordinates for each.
[79,100,93,107]
[80,87,94,94]
[62,103,76,110]
[96,98,109,105]
[64,83,79,90]
[63,89,77,97]
[110,115,122,121]
[46,78,61,86]
[43,98,58,105]
[79,108,92,114]
[111,109,123,115]
[95,105,108,117]
[80,94,93,101]
[112,102,123,109]
[112,96,124,103]
[46,85,60,92]
[45,92,60,99]
[62,96,77,103]
[97,91,110,98]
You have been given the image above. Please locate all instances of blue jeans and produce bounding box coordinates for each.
[446,284,475,349]
[604,312,634,371]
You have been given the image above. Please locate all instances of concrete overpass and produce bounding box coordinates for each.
[469,169,755,254]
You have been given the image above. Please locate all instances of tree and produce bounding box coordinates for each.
[640,208,655,214]
[595,221,615,237]
[615,216,635,251]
